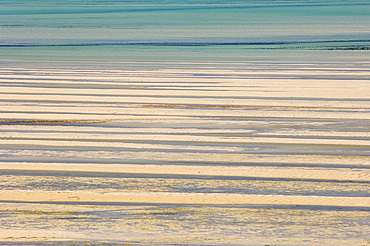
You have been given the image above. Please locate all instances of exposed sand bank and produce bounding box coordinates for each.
[1,61,369,245]
[1,163,369,182]
[2,190,369,207]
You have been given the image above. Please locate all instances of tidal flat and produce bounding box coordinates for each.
[1,61,369,245]
[1,0,370,245]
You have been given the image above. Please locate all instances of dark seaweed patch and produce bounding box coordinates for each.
[0,119,108,126]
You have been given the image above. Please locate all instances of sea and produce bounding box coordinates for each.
[1,0,370,68]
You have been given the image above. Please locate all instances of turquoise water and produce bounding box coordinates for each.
[1,0,369,67]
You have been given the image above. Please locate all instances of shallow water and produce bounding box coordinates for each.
[1,0,370,67]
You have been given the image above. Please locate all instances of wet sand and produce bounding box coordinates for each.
[0,61,369,245]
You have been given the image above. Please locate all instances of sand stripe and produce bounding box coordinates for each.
[2,94,370,106]
[2,110,369,120]
[1,150,369,166]
[1,133,370,147]
[2,99,369,110]
[1,125,369,138]
[1,190,369,207]
[1,163,368,182]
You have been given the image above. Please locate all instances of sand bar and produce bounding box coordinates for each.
[1,163,369,182]
[2,190,369,207]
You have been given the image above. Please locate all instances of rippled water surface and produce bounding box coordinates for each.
[1,0,370,66]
